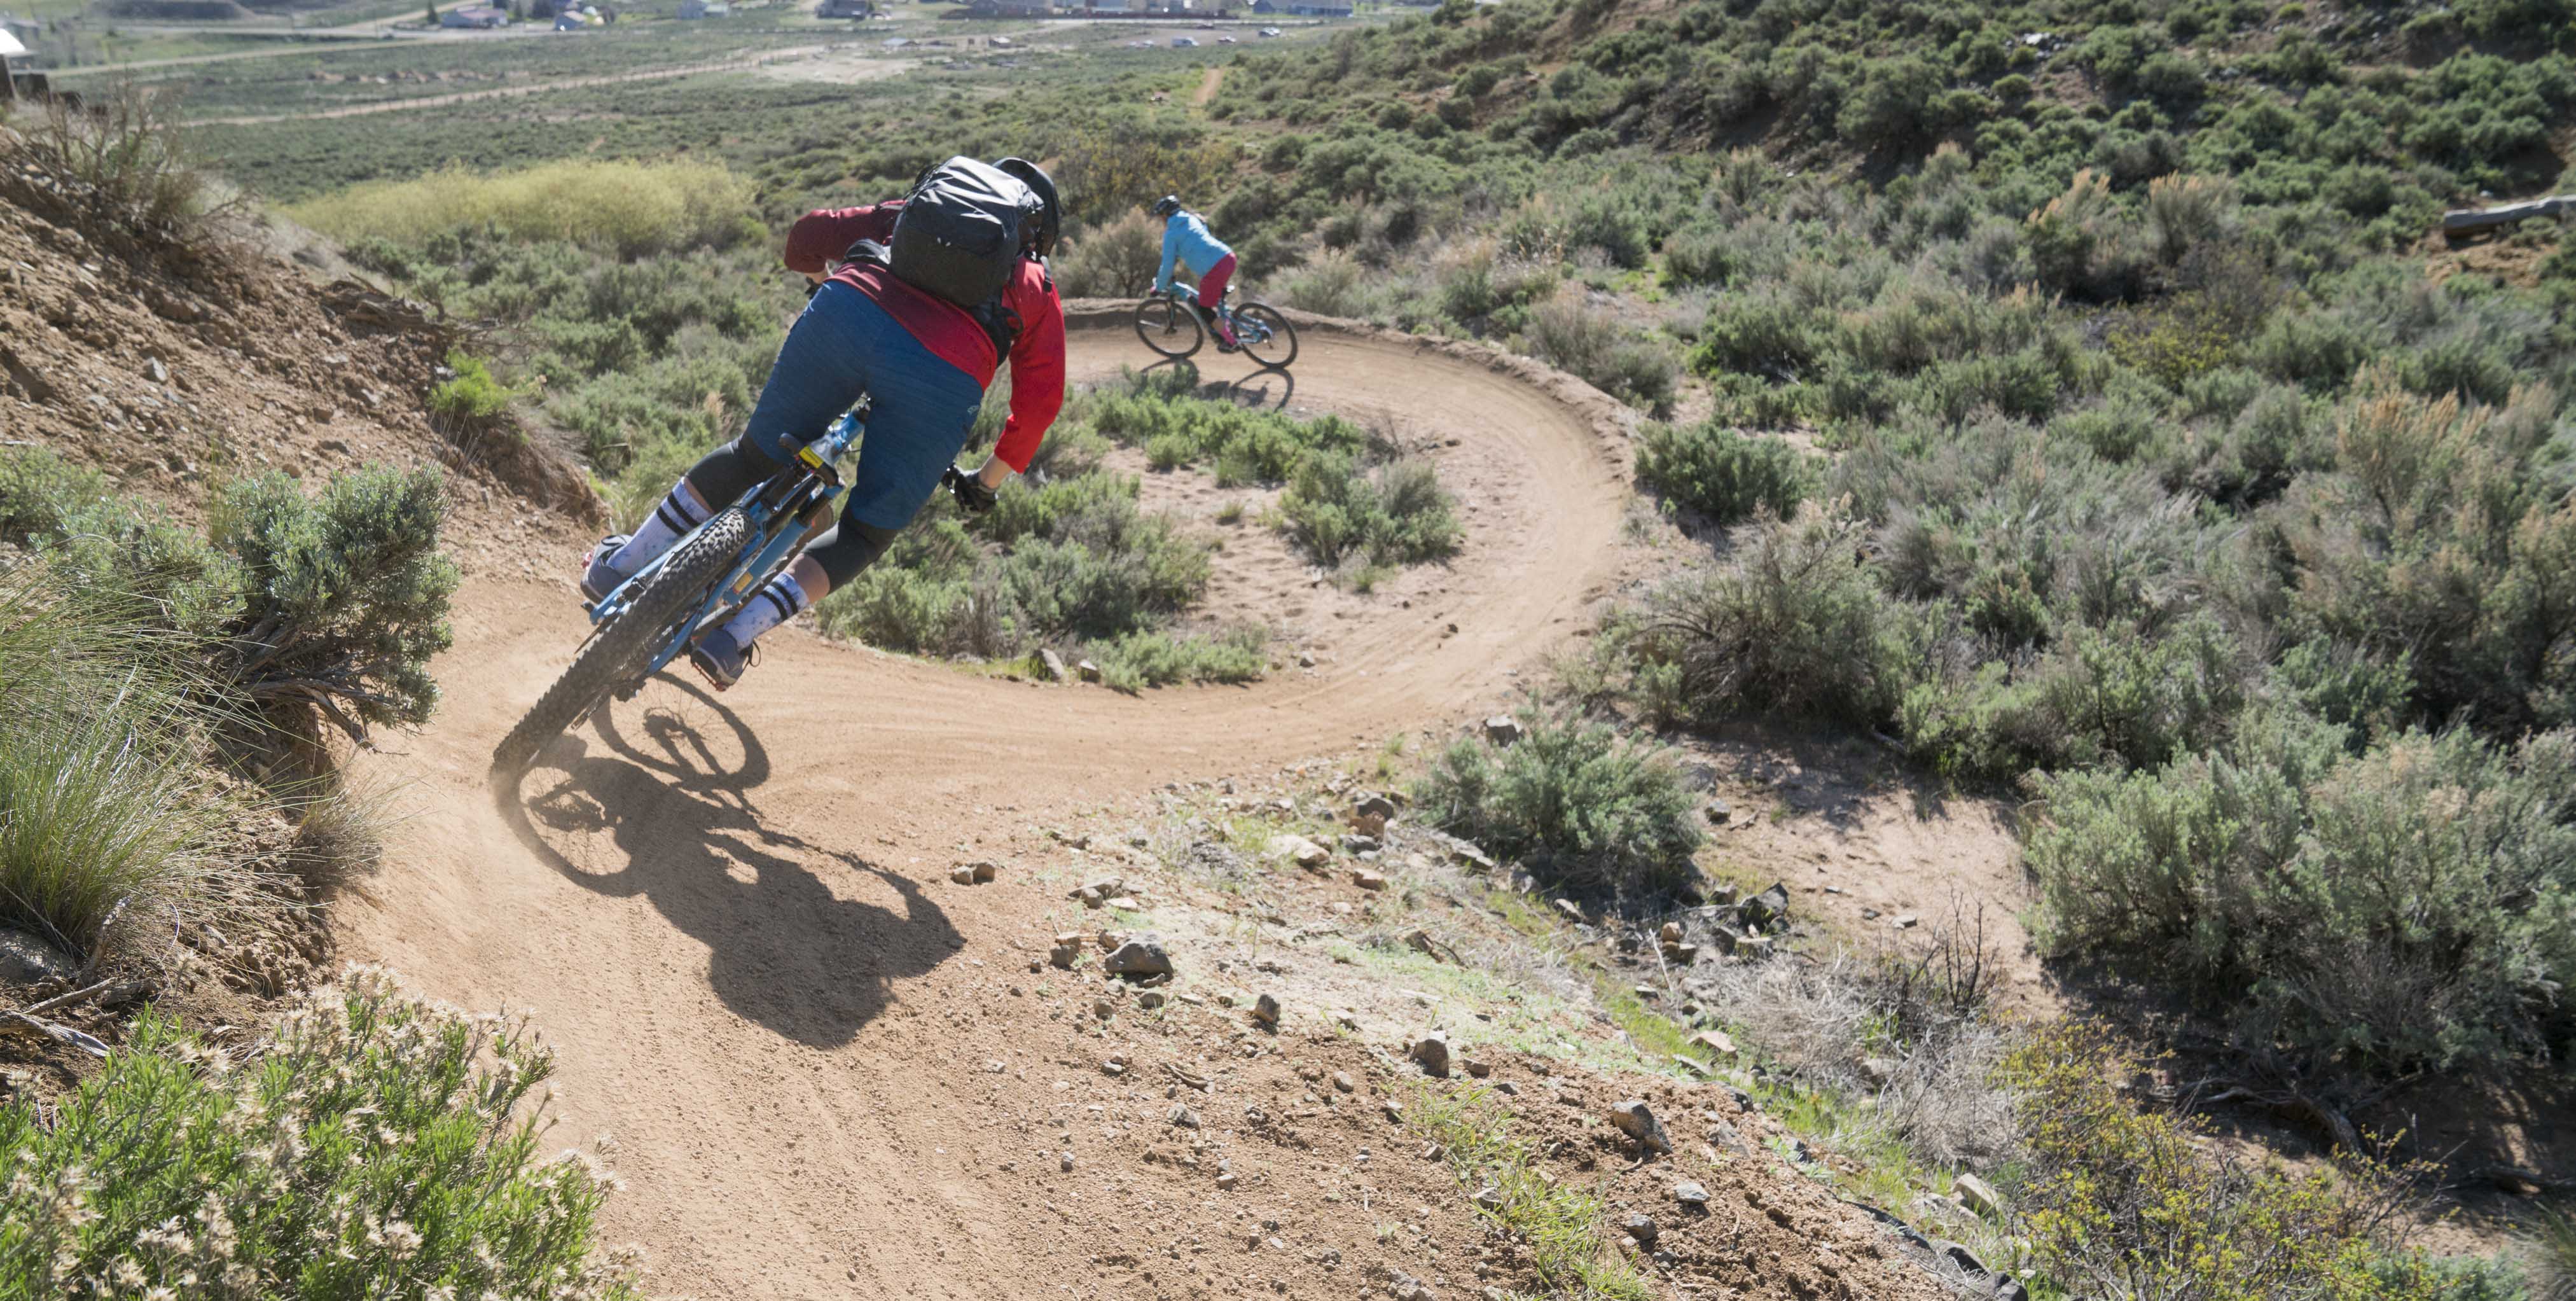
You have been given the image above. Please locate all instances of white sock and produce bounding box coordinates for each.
[719,571,809,647]
[611,480,711,574]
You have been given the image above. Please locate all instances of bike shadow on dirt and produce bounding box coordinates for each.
[1137,358,1294,410]
[489,676,959,1050]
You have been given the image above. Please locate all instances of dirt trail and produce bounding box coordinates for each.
[340,308,1649,1297]
[1193,64,1223,106]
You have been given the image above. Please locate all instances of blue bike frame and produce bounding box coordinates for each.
[584,410,864,681]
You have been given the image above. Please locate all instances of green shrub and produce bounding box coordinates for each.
[0,969,637,1299]
[426,349,517,425]
[0,450,458,741]
[2027,708,2576,1071]
[7,87,230,253]
[1053,210,1166,298]
[207,466,460,736]
[1634,506,1915,728]
[1415,712,1703,901]
[1635,422,1811,523]
[1088,625,1270,692]
[1522,291,1679,415]
[1280,452,1464,569]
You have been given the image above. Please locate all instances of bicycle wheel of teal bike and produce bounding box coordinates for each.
[1135,295,1204,360]
[490,508,752,780]
[1233,302,1298,370]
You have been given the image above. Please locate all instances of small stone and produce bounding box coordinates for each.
[1672,1054,1714,1076]
[1659,921,1683,945]
[0,928,74,985]
[1340,833,1381,854]
[144,358,169,384]
[1954,1172,2004,1218]
[1351,869,1387,891]
[1332,1071,1356,1093]
[1381,1099,1404,1124]
[1481,715,1523,746]
[1892,914,1920,929]
[1297,649,1317,667]
[1621,1213,1658,1246]
[1060,1151,1076,1172]
[1268,833,1331,869]
[1461,1058,1491,1079]
[1216,1171,1238,1190]
[1690,1029,1737,1059]
[1605,1099,1673,1153]
[1170,1105,1200,1129]
[1672,1181,1711,1207]
[1354,793,1397,821]
[1038,648,1070,682]
[1449,842,1497,873]
[1472,1185,1504,1211]
[1409,1033,1451,1078]
[1352,811,1388,838]
[1092,998,1115,1020]
[1705,798,1732,823]
[970,861,999,882]
[1103,937,1174,977]
[1076,658,1102,682]
[950,866,978,885]
[1102,1055,1128,1076]
[1252,993,1281,1026]
[1137,990,1167,1010]
[1048,945,1079,970]
[1553,898,1584,922]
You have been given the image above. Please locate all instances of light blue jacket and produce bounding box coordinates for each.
[1156,211,1233,293]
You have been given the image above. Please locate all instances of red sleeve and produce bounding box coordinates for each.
[782,201,902,275]
[992,264,1065,473]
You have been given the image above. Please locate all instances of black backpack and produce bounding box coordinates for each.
[889,157,1042,310]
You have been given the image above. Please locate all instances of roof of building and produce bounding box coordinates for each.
[0,29,25,55]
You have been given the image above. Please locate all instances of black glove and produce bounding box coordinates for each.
[946,466,997,514]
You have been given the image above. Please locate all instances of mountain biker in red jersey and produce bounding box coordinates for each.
[579,158,1067,689]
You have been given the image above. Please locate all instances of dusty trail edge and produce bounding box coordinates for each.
[339,303,1647,1297]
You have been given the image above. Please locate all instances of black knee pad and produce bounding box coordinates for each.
[682,434,789,508]
[804,517,901,590]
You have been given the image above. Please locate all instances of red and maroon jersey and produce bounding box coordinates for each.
[784,201,1066,473]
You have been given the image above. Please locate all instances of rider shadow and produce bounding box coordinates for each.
[1137,358,1295,411]
[491,679,959,1050]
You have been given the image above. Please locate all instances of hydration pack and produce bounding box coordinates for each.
[889,157,1043,310]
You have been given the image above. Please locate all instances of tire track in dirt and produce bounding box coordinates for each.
[338,305,1640,1297]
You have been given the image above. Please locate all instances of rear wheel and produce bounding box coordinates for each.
[1233,303,1298,370]
[1135,295,1204,360]
[491,508,754,779]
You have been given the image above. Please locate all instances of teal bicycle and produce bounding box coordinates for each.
[491,409,960,777]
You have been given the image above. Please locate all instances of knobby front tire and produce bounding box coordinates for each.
[490,508,754,779]
[1234,302,1298,370]
[1135,295,1205,360]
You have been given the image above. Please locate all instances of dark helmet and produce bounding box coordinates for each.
[1150,194,1182,219]
[994,157,1061,258]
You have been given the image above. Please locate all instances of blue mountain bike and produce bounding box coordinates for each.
[492,410,959,777]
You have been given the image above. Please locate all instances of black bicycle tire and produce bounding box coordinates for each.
[1135,295,1204,360]
[1235,302,1298,370]
[490,508,755,779]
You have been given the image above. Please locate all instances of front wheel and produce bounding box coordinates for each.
[1233,302,1298,370]
[490,508,754,779]
[1135,295,1205,360]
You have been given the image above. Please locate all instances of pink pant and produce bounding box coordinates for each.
[1195,253,1236,311]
